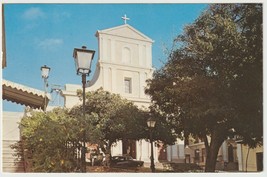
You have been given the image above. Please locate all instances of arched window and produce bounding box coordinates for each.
[122,47,131,64]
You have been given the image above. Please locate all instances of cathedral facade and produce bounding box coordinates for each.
[61,23,186,163]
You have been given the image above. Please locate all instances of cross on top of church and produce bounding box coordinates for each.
[121,14,130,24]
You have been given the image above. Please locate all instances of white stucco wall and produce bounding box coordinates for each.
[2,112,24,141]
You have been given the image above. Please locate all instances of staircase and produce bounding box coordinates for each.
[2,140,25,173]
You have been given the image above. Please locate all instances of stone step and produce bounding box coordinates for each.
[2,166,25,173]
[2,159,22,165]
[2,156,22,160]
[2,144,17,150]
[2,147,17,151]
[2,157,20,163]
[2,152,19,159]
[2,140,18,146]
[2,140,25,173]
[2,160,25,168]
[2,162,24,167]
[143,162,164,169]
[2,151,17,158]
[2,148,16,152]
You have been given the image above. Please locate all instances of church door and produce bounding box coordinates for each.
[158,144,167,161]
[122,140,136,159]
[228,145,234,162]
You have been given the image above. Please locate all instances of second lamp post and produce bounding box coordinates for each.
[147,117,156,172]
[40,65,50,112]
[73,46,95,173]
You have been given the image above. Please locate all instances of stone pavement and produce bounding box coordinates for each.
[86,162,204,173]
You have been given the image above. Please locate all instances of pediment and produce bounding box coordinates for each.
[96,24,153,43]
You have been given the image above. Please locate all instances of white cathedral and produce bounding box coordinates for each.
[60,21,186,164]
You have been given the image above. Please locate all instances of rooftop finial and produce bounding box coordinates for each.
[121,14,130,24]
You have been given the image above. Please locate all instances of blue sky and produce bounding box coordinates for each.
[3,3,208,112]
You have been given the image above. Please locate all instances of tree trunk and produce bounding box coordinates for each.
[204,130,225,172]
[106,144,112,167]
[205,146,220,172]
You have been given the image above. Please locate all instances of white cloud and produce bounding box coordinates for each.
[38,38,63,49]
[22,7,45,20]
[54,11,71,19]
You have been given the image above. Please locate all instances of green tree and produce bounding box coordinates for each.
[18,108,80,172]
[71,88,176,158]
[12,89,177,172]
[145,4,262,172]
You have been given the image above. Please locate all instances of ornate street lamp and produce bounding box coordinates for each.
[147,117,156,172]
[73,46,95,173]
[40,65,50,111]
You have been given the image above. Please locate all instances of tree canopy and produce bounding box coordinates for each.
[72,88,176,150]
[145,4,262,172]
[18,108,78,172]
[16,88,176,172]
[70,88,148,151]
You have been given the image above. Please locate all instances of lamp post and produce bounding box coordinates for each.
[40,65,50,112]
[73,46,95,173]
[147,117,156,172]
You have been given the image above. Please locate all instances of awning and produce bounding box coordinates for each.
[2,79,51,110]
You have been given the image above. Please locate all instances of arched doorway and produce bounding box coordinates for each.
[122,140,136,159]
